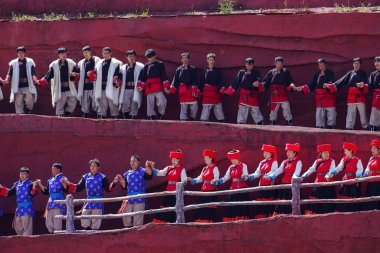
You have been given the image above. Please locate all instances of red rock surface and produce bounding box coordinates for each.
[1,0,378,17]
[0,13,379,127]
[0,211,379,253]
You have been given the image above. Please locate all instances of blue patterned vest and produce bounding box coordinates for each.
[84,172,106,210]
[47,173,67,214]
[123,167,147,204]
[14,179,35,217]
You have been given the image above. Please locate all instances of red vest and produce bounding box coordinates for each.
[200,164,217,191]
[239,88,259,107]
[282,158,300,184]
[313,158,333,183]
[258,159,276,186]
[229,163,248,189]
[368,156,380,182]
[347,86,368,104]
[315,89,336,108]
[372,89,380,109]
[202,84,222,105]
[342,156,360,181]
[270,84,288,103]
[166,166,184,191]
[178,84,197,103]
[145,77,164,95]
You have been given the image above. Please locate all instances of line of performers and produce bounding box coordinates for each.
[1,140,379,235]
[0,46,380,130]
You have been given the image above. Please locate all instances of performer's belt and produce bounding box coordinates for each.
[50,192,64,199]
[203,180,212,184]
[168,181,178,184]
[88,196,103,199]
[317,172,327,176]
[128,191,145,196]
[345,173,355,177]
[284,173,293,177]
[85,78,94,84]
[61,82,69,87]
[19,78,28,83]
[17,201,32,208]
[232,178,242,182]
[370,170,380,173]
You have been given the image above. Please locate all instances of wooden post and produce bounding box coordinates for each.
[291,177,302,215]
[65,194,76,233]
[175,182,185,223]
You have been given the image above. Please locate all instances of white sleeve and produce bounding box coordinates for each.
[328,159,336,173]
[181,168,187,182]
[334,158,345,173]
[356,159,364,175]
[242,163,249,176]
[271,161,279,172]
[292,160,302,178]
[156,166,169,176]
[306,160,318,175]
[221,167,231,182]
[272,161,285,177]
[213,167,220,180]
[194,170,203,184]
[252,163,262,178]
[364,158,371,174]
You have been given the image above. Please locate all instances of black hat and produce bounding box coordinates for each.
[52,163,62,170]
[16,46,26,53]
[82,46,91,52]
[126,50,136,56]
[19,167,29,173]
[317,58,326,64]
[374,56,380,63]
[57,47,67,54]
[275,56,284,62]
[245,57,254,64]
[145,49,156,58]
[102,47,112,53]
[353,57,362,63]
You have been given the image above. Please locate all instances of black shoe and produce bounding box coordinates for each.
[123,112,131,119]
[190,118,196,121]
[24,108,32,114]
[238,122,245,124]
[327,125,335,129]
[130,115,136,119]
[57,114,64,117]
[257,120,264,125]
[287,120,293,126]
[157,114,164,120]
[147,116,155,120]
[270,120,276,125]
[82,113,88,118]
[64,112,72,117]
[346,128,353,130]
[97,114,104,119]
[218,119,224,123]
[112,115,118,119]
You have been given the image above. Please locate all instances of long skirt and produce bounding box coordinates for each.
[361,181,380,211]
[194,195,218,223]
[304,186,336,214]
[274,188,292,214]
[152,195,176,223]
[254,189,278,219]
[222,192,250,222]
[336,183,361,212]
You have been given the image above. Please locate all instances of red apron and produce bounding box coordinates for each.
[179,83,197,103]
[203,84,222,105]
[372,89,380,109]
[347,86,368,104]
[239,88,259,107]
[315,89,336,108]
[145,77,164,95]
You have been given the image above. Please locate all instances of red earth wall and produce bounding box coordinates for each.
[1,0,379,17]
[0,211,379,253]
[0,13,379,127]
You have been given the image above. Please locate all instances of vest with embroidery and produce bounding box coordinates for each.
[123,167,147,204]
[83,172,106,210]
[14,179,35,217]
[200,164,217,191]
[258,159,276,186]
[314,158,333,183]
[166,166,184,191]
[229,163,248,189]
[282,159,300,184]
[47,173,67,213]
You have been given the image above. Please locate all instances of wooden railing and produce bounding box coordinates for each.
[54,175,380,234]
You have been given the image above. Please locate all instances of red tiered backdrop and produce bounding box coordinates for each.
[0,12,379,127]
